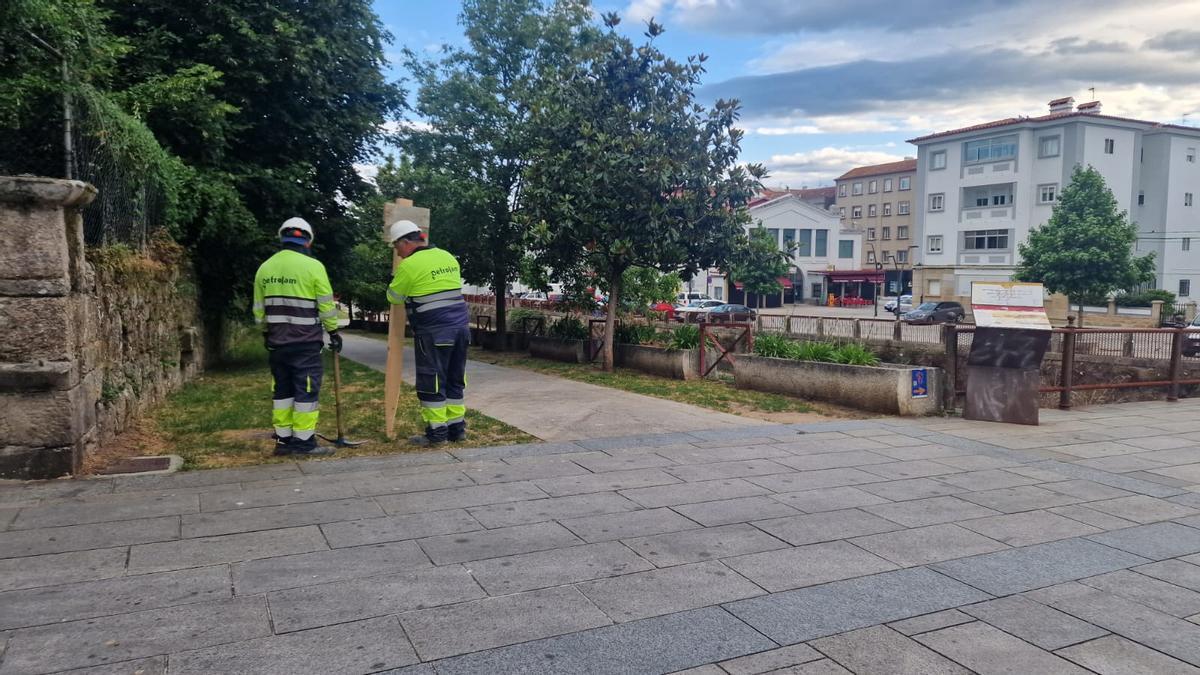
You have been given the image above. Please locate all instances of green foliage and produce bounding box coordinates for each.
[794,342,839,363]
[508,308,546,333]
[341,241,393,316]
[754,335,878,365]
[665,324,700,351]
[753,334,800,359]
[729,225,791,307]
[523,14,764,371]
[621,267,683,311]
[615,323,659,346]
[389,0,596,333]
[1115,289,1176,307]
[1016,166,1156,310]
[831,342,880,366]
[547,316,588,340]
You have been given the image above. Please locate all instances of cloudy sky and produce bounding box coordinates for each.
[375,0,1200,188]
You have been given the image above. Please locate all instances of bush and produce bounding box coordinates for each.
[508,308,546,332]
[665,324,700,351]
[754,335,878,365]
[795,341,838,363]
[754,334,799,359]
[832,343,880,366]
[615,323,659,345]
[1115,290,1176,307]
[547,316,588,340]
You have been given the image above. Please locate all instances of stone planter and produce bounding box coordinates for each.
[471,329,530,351]
[616,344,699,380]
[528,336,590,363]
[734,354,943,416]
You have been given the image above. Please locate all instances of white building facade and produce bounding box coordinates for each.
[910,99,1200,299]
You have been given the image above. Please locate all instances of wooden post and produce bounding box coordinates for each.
[1169,326,1184,402]
[942,322,957,413]
[382,198,430,439]
[1059,317,1076,410]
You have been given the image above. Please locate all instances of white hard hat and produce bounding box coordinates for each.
[385,219,424,244]
[278,217,314,242]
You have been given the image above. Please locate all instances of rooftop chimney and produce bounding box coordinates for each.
[1077,100,1102,114]
[1049,96,1075,113]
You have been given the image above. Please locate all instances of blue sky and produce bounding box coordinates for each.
[372,0,1200,188]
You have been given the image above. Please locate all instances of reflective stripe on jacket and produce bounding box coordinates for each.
[253,248,338,346]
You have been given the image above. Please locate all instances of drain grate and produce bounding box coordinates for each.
[99,457,172,475]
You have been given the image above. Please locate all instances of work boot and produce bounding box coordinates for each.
[290,436,335,457]
[448,422,468,443]
[272,434,294,456]
[408,434,445,447]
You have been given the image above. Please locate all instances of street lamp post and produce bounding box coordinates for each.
[866,242,881,317]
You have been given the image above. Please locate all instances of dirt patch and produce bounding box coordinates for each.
[218,429,274,443]
[82,420,171,474]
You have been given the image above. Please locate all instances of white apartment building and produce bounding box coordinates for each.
[909,98,1200,299]
[719,193,863,306]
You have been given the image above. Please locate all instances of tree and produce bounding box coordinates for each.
[621,267,683,311]
[523,15,763,371]
[729,225,791,309]
[392,0,595,337]
[341,241,393,320]
[1015,165,1155,325]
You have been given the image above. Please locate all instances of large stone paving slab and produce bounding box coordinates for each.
[915,621,1091,674]
[723,541,897,593]
[127,525,328,574]
[232,540,431,595]
[959,595,1108,650]
[622,523,787,567]
[319,508,482,548]
[416,521,581,564]
[0,547,128,592]
[0,516,180,558]
[809,625,971,674]
[1057,635,1200,674]
[852,523,1008,567]
[577,561,764,622]
[469,542,654,595]
[932,537,1150,595]
[752,509,902,546]
[466,493,637,528]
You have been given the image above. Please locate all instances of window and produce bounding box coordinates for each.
[883,202,892,216]
[928,235,943,253]
[767,228,780,248]
[713,286,723,300]
[963,229,1010,250]
[884,178,893,192]
[897,225,909,239]
[882,227,892,240]
[838,240,854,259]
[927,279,942,296]
[896,250,908,263]
[852,182,863,196]
[1189,148,1196,163]
[898,200,910,215]
[1104,138,1115,154]
[869,180,878,194]
[867,250,876,263]
[964,135,1017,163]
[1181,279,1191,298]
[797,229,812,256]
[1185,238,1192,252]
[1039,184,1058,204]
[1138,191,1145,206]
[930,150,947,170]
[867,227,876,240]
[783,229,796,252]
[868,204,878,217]
[852,206,863,219]
[929,193,945,211]
[838,206,846,219]
[1187,192,1194,207]
[839,183,848,197]
[815,230,828,257]
[899,176,911,191]
[1039,135,1061,158]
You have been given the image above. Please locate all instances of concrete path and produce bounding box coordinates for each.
[8,400,1200,672]
[338,333,761,442]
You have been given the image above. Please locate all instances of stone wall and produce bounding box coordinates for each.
[0,176,204,479]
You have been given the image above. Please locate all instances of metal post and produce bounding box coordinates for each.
[893,318,902,341]
[942,321,957,412]
[1059,316,1076,410]
[1169,326,1184,402]
[62,57,74,180]
[852,319,861,339]
[699,323,707,376]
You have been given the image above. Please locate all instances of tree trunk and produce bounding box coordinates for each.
[493,268,507,349]
[1077,302,1084,328]
[603,270,621,372]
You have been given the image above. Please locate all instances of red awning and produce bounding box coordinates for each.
[733,276,792,291]
[825,270,885,284]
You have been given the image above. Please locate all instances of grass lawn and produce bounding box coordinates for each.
[94,331,532,471]
[468,347,844,422]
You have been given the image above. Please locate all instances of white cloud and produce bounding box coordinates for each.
[762,146,908,185]
[625,0,668,22]
[382,120,434,134]
[354,163,379,183]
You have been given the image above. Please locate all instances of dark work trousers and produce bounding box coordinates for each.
[268,342,323,442]
[413,326,470,441]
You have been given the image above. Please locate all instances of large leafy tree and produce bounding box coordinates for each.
[392,0,595,335]
[1016,165,1155,324]
[523,15,763,370]
[729,225,791,309]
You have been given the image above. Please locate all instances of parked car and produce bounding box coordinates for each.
[676,299,724,322]
[704,304,757,323]
[902,301,965,324]
[676,291,712,306]
[1183,315,1200,356]
[884,294,913,314]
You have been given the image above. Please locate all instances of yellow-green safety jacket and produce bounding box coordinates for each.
[386,246,468,335]
[253,248,338,346]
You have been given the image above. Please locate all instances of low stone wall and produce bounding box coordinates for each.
[734,354,943,416]
[529,336,590,364]
[616,345,698,380]
[0,176,205,479]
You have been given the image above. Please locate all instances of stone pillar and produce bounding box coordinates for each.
[0,176,97,479]
[1151,300,1164,326]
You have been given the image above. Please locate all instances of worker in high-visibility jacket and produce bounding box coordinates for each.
[385,219,470,445]
[253,217,342,456]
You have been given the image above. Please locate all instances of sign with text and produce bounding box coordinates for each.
[971,282,1051,330]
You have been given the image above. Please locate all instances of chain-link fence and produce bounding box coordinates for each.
[0,32,167,248]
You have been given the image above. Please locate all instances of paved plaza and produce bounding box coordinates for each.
[8,401,1200,673]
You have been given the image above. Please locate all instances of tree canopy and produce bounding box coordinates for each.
[1016,165,1155,320]
[522,14,762,370]
[729,226,791,308]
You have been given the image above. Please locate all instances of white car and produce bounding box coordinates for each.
[885,294,913,315]
[675,299,724,322]
[675,291,712,306]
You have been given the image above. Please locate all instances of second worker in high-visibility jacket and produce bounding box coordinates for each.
[385,219,470,446]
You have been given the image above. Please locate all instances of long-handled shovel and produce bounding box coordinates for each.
[317,352,368,447]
